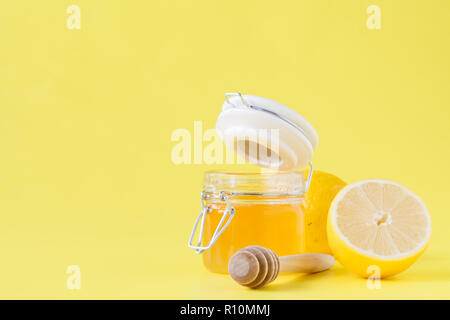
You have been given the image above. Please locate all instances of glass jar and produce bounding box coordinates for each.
[188,165,313,273]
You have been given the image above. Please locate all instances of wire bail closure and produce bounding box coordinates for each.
[224,92,309,139]
[188,162,314,254]
[188,191,236,254]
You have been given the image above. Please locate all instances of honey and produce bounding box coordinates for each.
[202,200,305,273]
[189,170,313,273]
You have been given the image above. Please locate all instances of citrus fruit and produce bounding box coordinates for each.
[301,170,346,254]
[327,180,431,278]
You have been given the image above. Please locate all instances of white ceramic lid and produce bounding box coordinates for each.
[216,93,318,171]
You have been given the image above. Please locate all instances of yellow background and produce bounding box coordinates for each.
[0,0,449,299]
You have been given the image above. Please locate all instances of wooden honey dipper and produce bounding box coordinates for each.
[228,245,335,289]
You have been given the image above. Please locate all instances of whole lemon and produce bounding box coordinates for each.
[301,170,346,254]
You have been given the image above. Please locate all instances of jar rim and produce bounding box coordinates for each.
[203,170,306,196]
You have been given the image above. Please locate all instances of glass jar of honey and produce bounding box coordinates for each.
[188,166,313,273]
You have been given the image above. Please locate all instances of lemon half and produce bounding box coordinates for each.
[327,180,431,278]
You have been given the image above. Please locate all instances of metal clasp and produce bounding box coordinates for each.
[225,92,249,108]
[188,191,235,254]
[224,92,309,139]
[304,161,313,192]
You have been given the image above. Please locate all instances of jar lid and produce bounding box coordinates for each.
[216,93,318,171]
